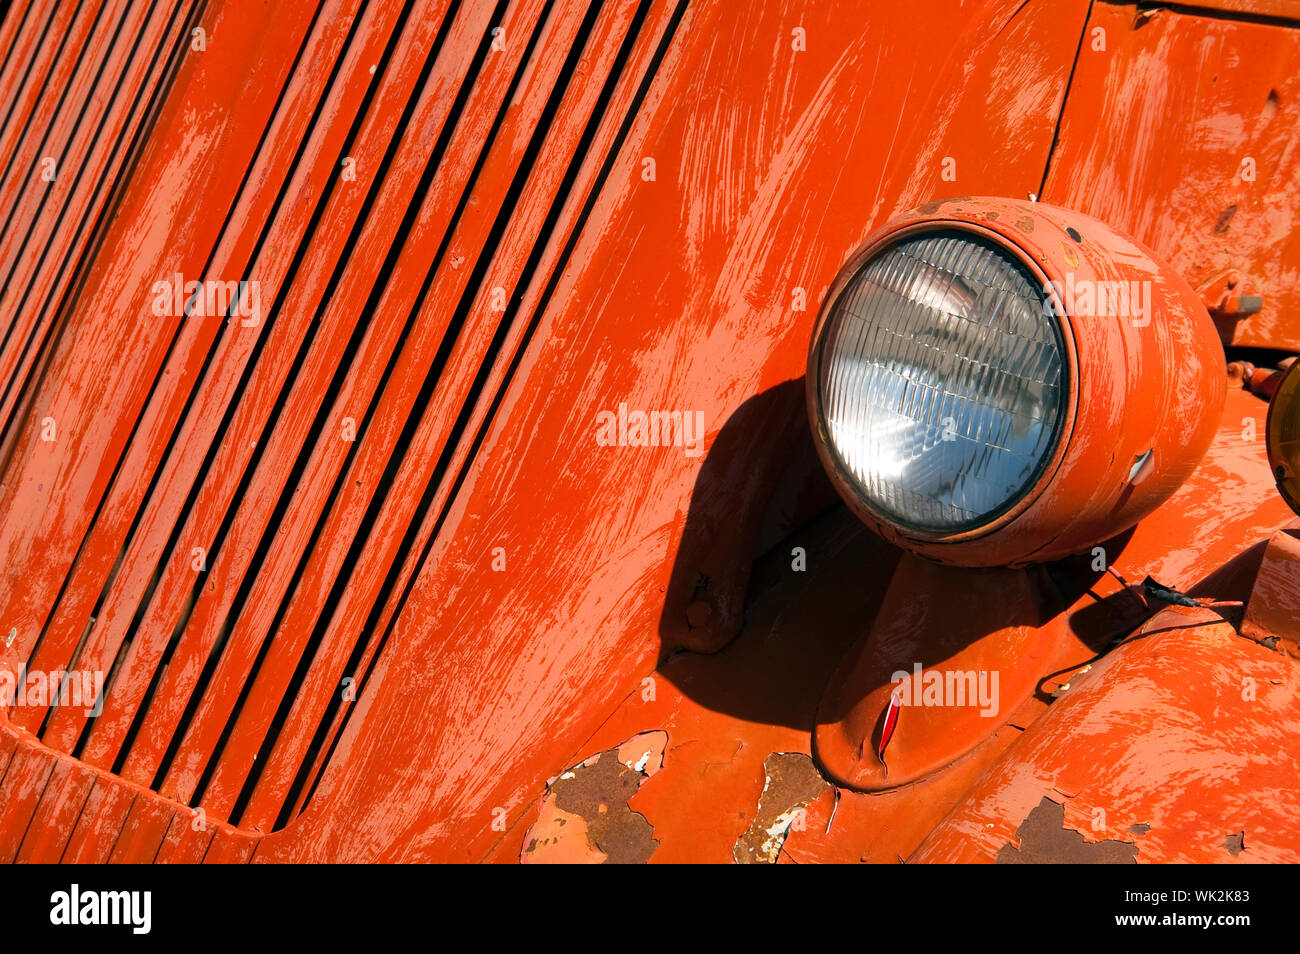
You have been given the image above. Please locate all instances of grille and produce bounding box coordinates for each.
[0,0,685,835]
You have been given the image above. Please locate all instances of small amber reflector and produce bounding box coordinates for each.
[1267,362,1300,516]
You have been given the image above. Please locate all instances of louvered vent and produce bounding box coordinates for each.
[0,0,685,833]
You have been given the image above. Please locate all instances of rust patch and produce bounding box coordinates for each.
[1214,205,1237,234]
[521,731,667,864]
[1129,822,1151,835]
[733,752,831,864]
[996,797,1139,864]
[1224,831,1246,856]
[918,197,970,216]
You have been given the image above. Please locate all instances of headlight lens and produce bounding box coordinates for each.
[815,229,1067,534]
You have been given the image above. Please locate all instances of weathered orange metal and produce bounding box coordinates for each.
[813,556,1070,791]
[1042,0,1300,352]
[911,604,1300,863]
[0,0,1297,866]
[490,386,1297,863]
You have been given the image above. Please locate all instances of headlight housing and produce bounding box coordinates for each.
[807,197,1226,566]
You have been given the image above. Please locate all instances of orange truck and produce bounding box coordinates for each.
[0,0,1297,869]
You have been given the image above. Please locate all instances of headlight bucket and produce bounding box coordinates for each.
[807,197,1226,566]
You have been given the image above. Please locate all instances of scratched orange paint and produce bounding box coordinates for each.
[0,0,1297,867]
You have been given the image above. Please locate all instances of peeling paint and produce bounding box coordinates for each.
[733,753,831,864]
[996,797,1138,864]
[521,731,667,865]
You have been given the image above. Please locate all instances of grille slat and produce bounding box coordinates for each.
[10,0,213,739]
[27,0,370,757]
[0,0,207,718]
[0,0,324,693]
[0,3,38,98]
[229,0,656,831]
[0,0,684,837]
[200,0,597,825]
[0,0,196,462]
[0,0,121,430]
[125,0,513,809]
[164,0,553,817]
[280,0,688,829]
[0,0,130,286]
[0,1,79,199]
[69,0,439,775]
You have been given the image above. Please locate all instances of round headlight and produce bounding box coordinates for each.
[815,229,1067,534]
[808,197,1226,566]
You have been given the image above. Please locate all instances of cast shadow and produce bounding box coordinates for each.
[655,377,1136,731]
